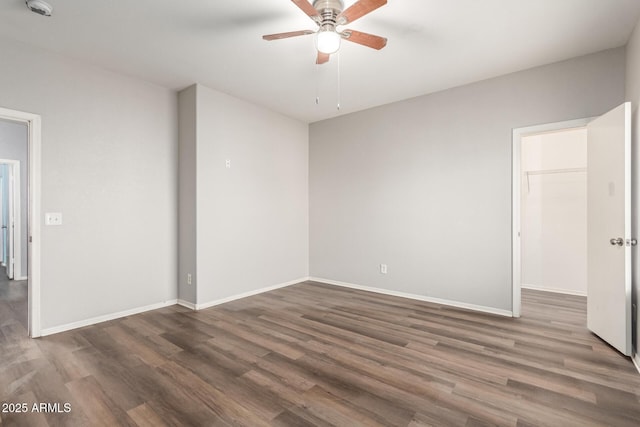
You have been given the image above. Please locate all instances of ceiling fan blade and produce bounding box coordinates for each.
[337,0,387,25]
[292,0,321,21]
[341,29,387,50]
[316,52,330,65]
[263,30,315,41]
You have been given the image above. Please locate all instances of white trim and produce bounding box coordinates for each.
[512,117,593,319]
[310,277,513,317]
[13,275,27,281]
[177,299,197,310]
[40,300,178,337]
[512,131,522,318]
[0,175,3,263]
[195,277,309,310]
[0,107,41,338]
[39,277,311,334]
[633,353,640,375]
[521,284,587,297]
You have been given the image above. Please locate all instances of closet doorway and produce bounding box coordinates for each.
[512,117,591,317]
[520,127,587,295]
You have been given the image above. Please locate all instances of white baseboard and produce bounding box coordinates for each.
[195,276,310,310]
[310,277,513,317]
[36,276,518,336]
[13,275,27,281]
[38,277,312,336]
[177,299,197,310]
[40,299,179,337]
[633,353,640,375]
[521,283,587,297]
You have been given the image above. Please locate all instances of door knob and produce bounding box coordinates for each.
[610,237,624,246]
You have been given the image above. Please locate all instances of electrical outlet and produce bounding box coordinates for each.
[380,264,387,274]
[225,159,231,168]
[187,274,192,285]
[45,212,62,226]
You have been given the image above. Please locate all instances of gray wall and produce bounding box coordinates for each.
[182,84,309,305]
[626,16,640,361]
[178,85,197,304]
[310,47,625,312]
[0,119,28,277]
[0,38,178,330]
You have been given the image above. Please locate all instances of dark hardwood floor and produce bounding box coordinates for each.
[1,280,639,426]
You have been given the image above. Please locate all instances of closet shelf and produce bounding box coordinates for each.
[524,167,586,193]
[525,167,586,176]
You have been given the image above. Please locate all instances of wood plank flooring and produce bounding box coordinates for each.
[1,280,639,426]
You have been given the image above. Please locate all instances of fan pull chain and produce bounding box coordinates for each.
[337,50,341,111]
[315,56,320,105]
[312,33,320,106]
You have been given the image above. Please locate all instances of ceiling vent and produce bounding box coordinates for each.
[26,0,53,17]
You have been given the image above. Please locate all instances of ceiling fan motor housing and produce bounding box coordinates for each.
[312,0,344,12]
[313,0,344,30]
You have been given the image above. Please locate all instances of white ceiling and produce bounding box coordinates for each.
[1,0,640,123]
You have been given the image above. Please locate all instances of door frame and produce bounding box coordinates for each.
[512,117,593,317]
[0,159,22,280]
[0,107,42,338]
[0,175,3,263]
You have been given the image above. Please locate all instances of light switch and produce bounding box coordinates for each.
[45,212,62,226]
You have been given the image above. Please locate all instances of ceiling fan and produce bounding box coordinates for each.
[263,0,388,65]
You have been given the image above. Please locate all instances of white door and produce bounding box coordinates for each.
[586,102,632,356]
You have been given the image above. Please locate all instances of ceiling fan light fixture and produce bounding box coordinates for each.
[316,29,341,54]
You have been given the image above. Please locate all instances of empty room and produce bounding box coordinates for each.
[1,0,640,425]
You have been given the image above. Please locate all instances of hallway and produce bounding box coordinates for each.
[0,265,27,330]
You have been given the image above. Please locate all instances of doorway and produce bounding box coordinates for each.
[0,107,42,338]
[512,117,592,317]
[514,106,633,357]
[0,159,25,281]
[520,128,588,295]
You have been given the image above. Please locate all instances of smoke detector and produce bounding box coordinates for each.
[26,0,53,17]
